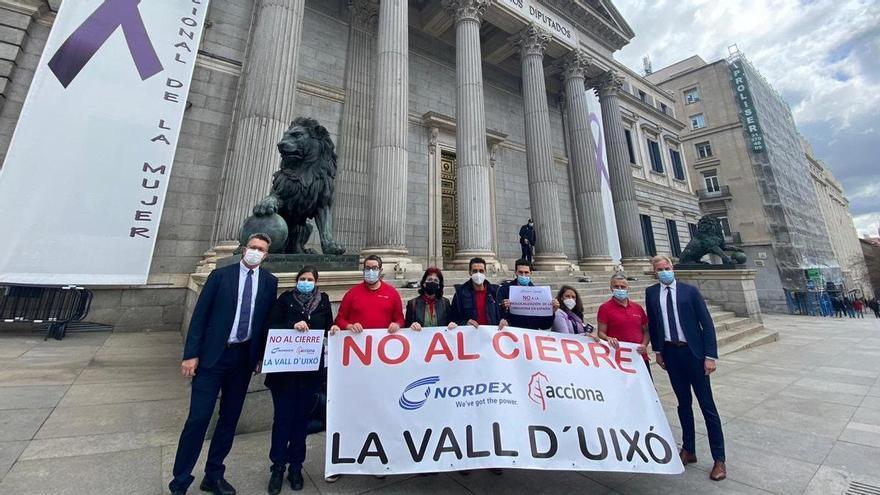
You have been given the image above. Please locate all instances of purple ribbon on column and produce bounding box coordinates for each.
[48,0,163,88]
[589,113,610,184]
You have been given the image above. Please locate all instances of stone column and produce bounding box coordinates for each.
[559,50,611,271]
[446,0,496,268]
[593,70,647,267]
[214,0,305,244]
[333,0,379,253]
[514,24,568,270]
[361,0,410,261]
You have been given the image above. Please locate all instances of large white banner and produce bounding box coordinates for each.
[326,327,683,476]
[0,0,209,285]
[586,91,622,263]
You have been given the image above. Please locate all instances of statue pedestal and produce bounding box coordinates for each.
[217,253,359,273]
[673,268,763,323]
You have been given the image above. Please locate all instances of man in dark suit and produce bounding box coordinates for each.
[645,255,726,481]
[518,219,536,263]
[169,233,279,495]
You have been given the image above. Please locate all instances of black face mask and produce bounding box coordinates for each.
[424,281,441,295]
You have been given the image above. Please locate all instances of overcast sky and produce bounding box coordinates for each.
[613,0,880,237]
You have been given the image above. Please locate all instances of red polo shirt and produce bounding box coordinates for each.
[335,282,405,329]
[597,298,649,361]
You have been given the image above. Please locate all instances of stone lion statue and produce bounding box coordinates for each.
[250,117,345,255]
[678,216,745,265]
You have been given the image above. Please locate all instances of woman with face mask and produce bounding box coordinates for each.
[405,268,458,331]
[552,285,597,337]
[262,266,336,493]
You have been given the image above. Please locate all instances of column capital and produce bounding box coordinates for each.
[512,23,551,58]
[590,70,625,98]
[443,0,489,23]
[559,49,594,82]
[348,0,379,31]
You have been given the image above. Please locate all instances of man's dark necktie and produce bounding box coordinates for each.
[666,286,680,343]
[236,269,254,342]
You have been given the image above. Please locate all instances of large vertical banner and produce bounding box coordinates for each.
[0,0,210,285]
[586,92,622,263]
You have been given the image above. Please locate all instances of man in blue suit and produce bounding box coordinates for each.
[169,233,279,495]
[645,255,726,482]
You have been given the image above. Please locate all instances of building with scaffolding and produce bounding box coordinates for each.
[648,48,841,312]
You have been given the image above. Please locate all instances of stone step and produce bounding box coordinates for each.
[718,327,779,356]
[716,321,764,347]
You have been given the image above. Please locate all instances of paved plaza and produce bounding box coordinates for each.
[0,314,879,495]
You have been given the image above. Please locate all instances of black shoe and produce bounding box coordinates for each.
[268,470,284,495]
[288,469,305,491]
[489,468,503,475]
[199,477,236,495]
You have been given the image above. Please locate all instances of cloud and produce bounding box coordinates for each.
[614,0,880,237]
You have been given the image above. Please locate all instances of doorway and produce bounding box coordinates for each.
[440,150,458,264]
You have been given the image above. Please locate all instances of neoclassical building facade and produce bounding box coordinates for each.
[0,0,701,331]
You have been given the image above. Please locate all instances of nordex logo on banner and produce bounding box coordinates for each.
[0,0,209,285]
[326,327,683,476]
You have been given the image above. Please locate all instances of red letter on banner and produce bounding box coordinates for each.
[424,332,454,362]
[492,332,519,360]
[456,331,480,360]
[342,335,371,366]
[378,334,410,365]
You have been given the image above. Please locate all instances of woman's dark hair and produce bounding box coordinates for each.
[296,265,319,282]
[556,285,583,318]
[417,267,444,296]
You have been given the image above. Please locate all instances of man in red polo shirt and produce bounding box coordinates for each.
[334,255,404,334]
[597,273,651,376]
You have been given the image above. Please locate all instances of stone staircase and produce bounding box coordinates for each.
[350,269,778,357]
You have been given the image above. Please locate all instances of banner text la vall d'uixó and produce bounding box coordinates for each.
[326,326,683,476]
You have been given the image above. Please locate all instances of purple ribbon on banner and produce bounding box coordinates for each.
[48,0,163,88]
[589,113,610,184]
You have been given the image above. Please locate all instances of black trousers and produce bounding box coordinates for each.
[268,373,321,472]
[521,243,533,262]
[662,344,725,462]
[169,344,252,492]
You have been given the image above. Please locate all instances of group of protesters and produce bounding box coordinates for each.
[831,295,876,318]
[168,233,726,495]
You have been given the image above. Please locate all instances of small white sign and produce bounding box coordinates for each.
[262,329,325,373]
[509,285,554,316]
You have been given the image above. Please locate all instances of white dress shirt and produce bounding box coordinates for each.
[228,261,260,343]
[659,280,686,343]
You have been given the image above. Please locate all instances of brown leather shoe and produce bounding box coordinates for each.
[679,449,697,465]
[710,461,726,481]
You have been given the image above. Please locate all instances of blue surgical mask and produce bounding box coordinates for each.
[364,268,380,284]
[296,280,315,294]
[612,288,628,300]
[658,270,675,284]
[517,275,531,286]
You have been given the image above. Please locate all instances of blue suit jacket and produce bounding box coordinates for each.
[645,281,718,360]
[183,262,279,369]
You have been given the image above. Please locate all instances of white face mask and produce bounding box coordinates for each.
[563,298,577,310]
[243,248,264,266]
[470,272,486,285]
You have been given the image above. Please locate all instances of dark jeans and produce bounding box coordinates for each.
[169,344,252,493]
[662,345,725,462]
[268,374,321,472]
[521,243,533,262]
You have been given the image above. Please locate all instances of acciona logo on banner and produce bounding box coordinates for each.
[527,372,605,411]
[0,0,210,285]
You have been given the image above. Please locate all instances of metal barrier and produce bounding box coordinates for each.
[0,285,93,340]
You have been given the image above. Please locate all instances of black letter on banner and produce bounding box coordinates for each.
[403,429,432,462]
[331,433,355,464]
[609,428,623,461]
[528,425,558,459]
[493,422,519,457]
[466,425,490,458]
[645,427,673,464]
[358,432,388,464]
[432,427,463,461]
[619,429,649,462]
[576,427,608,460]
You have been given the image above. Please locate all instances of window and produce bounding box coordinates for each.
[640,215,657,256]
[685,87,700,104]
[690,113,706,130]
[667,219,682,257]
[660,102,668,114]
[647,139,663,173]
[696,141,713,159]
[638,89,647,102]
[716,216,732,236]
[669,149,685,180]
[624,129,636,164]
[688,223,698,238]
[704,173,720,193]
